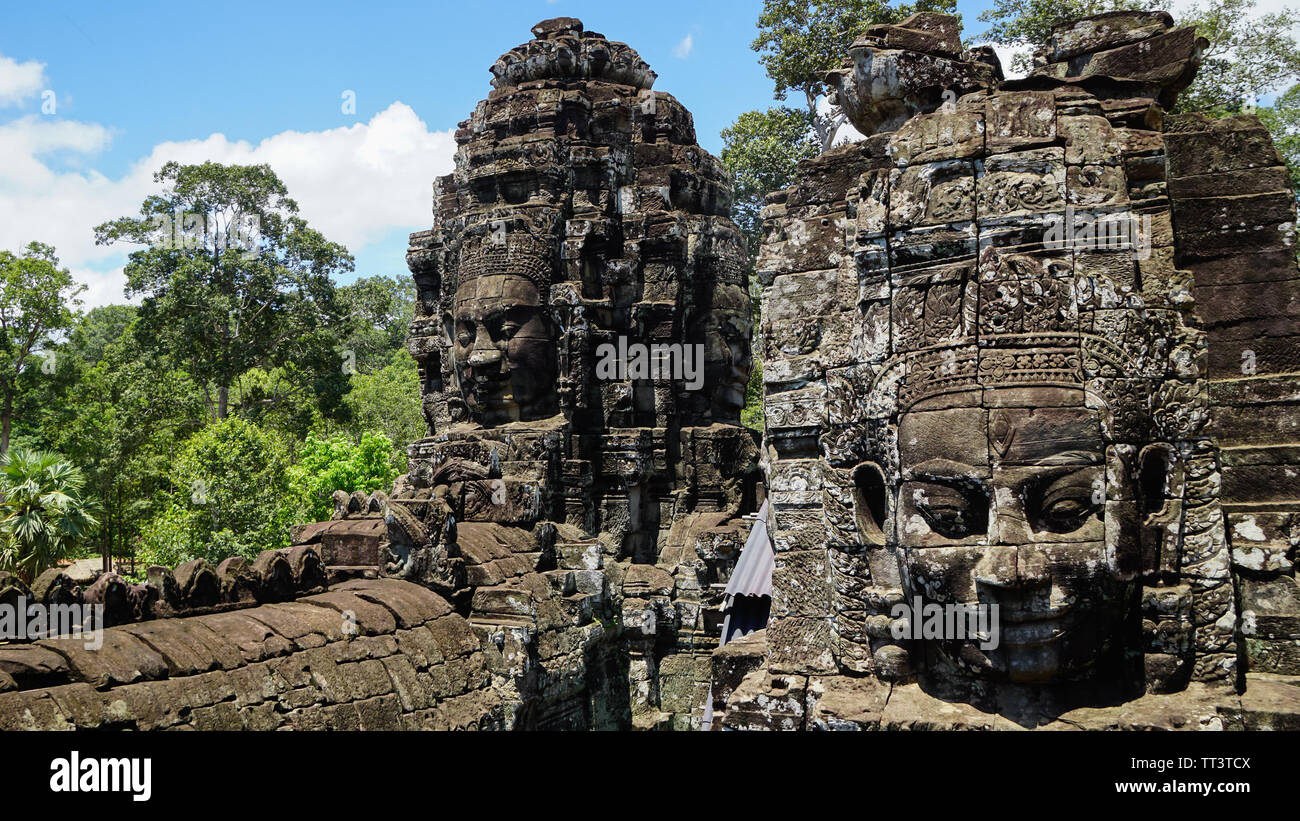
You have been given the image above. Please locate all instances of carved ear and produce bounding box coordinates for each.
[1137,444,1181,521]
[1137,443,1183,575]
[853,462,889,547]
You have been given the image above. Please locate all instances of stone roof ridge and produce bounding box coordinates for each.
[826,9,1207,138]
[0,544,332,635]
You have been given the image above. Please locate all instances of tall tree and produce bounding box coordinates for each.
[39,307,206,569]
[1175,0,1300,114]
[93,162,354,424]
[721,107,822,265]
[752,0,959,150]
[0,242,83,455]
[337,274,415,373]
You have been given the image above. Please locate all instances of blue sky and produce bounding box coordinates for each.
[0,0,1100,305]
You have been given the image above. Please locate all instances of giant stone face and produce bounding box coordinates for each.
[449,270,557,425]
[894,389,1140,684]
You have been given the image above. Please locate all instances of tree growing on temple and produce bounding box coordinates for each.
[93,161,354,427]
[0,242,84,455]
[0,448,98,582]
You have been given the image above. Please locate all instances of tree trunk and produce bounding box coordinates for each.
[218,383,229,419]
[1,389,10,457]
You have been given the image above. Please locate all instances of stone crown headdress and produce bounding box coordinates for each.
[455,227,554,298]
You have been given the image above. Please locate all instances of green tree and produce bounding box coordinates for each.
[338,275,415,373]
[1256,83,1300,193]
[37,307,206,568]
[339,349,425,465]
[93,161,354,425]
[138,417,290,566]
[285,431,398,523]
[0,242,84,455]
[1176,0,1300,114]
[721,107,821,264]
[752,0,959,150]
[0,448,98,582]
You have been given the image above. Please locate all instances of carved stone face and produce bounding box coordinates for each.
[448,273,557,425]
[693,283,753,421]
[893,387,1139,684]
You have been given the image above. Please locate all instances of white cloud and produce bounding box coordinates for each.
[0,102,456,307]
[674,34,694,59]
[0,54,46,108]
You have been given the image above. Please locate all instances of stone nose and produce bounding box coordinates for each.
[973,547,1053,591]
[467,347,502,369]
[466,328,503,369]
[991,485,1033,546]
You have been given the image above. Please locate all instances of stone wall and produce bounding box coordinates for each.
[0,580,519,730]
[1165,113,1300,676]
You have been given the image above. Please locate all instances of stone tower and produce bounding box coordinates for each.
[398,17,761,729]
[713,11,1300,729]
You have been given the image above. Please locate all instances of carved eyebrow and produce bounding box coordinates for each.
[906,458,983,480]
[1034,450,1100,466]
[485,302,538,316]
[457,302,533,322]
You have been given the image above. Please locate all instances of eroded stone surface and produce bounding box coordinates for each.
[714,9,1300,731]
[5,10,1298,733]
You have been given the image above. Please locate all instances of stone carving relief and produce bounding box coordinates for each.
[716,10,1300,730]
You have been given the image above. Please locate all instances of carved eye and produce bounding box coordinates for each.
[1035,476,1100,533]
[914,484,987,539]
[456,325,474,347]
[500,307,536,342]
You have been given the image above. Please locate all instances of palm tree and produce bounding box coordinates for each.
[0,448,98,582]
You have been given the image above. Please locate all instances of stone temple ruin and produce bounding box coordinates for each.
[713,10,1300,729]
[1,12,1298,731]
